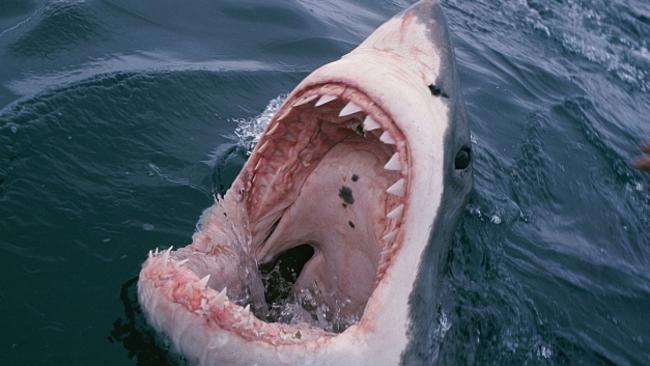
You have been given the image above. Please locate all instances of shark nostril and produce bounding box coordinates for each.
[428,83,449,98]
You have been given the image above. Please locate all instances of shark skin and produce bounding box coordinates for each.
[137,1,472,365]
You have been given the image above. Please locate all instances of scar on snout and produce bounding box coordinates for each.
[338,186,354,204]
[348,221,355,228]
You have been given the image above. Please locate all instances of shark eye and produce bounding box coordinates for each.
[454,147,471,170]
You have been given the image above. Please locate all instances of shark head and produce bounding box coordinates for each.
[137,1,472,365]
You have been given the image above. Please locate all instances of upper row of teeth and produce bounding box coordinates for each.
[294,94,406,243]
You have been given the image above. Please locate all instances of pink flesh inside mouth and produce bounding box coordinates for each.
[139,82,411,345]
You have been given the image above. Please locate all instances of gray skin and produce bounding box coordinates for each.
[401,1,473,364]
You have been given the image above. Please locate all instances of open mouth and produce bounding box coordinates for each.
[138,82,411,345]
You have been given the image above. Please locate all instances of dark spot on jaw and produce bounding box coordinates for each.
[351,174,359,182]
[348,221,355,228]
[428,84,449,98]
[338,186,354,205]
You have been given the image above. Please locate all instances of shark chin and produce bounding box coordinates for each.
[137,0,472,365]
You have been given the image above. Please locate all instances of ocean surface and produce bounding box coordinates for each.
[1,0,649,365]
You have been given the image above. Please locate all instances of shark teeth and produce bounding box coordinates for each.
[176,258,189,267]
[257,141,269,154]
[215,287,228,307]
[242,304,251,316]
[363,115,381,131]
[242,89,412,280]
[387,178,405,197]
[387,204,404,220]
[315,95,337,107]
[384,153,401,171]
[339,101,363,117]
[382,230,398,241]
[238,305,253,327]
[267,123,280,135]
[197,275,210,289]
[380,131,396,145]
[162,246,173,266]
[276,107,292,121]
[254,159,264,171]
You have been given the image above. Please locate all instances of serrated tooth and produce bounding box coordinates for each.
[238,318,250,328]
[293,94,318,107]
[277,107,291,121]
[215,287,228,307]
[383,230,398,241]
[387,204,404,220]
[197,275,210,288]
[162,249,170,265]
[387,178,405,196]
[257,141,269,154]
[363,115,381,131]
[148,250,153,259]
[242,304,251,316]
[176,259,189,267]
[384,153,401,171]
[267,123,280,135]
[315,95,337,107]
[339,102,363,117]
[380,131,396,144]
[154,248,159,256]
[254,159,263,171]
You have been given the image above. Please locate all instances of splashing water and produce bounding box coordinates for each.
[233,94,287,152]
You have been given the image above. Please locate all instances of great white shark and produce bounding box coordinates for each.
[137,0,472,364]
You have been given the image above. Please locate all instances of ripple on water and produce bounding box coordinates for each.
[10,1,103,58]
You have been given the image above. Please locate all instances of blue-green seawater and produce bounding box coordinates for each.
[1,0,649,365]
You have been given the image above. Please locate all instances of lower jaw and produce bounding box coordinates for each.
[138,252,334,346]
